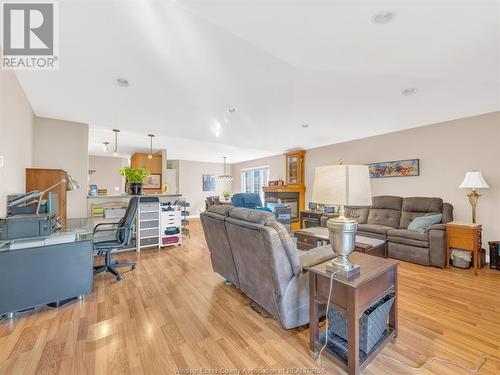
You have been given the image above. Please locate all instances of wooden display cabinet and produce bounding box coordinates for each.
[285,150,306,185]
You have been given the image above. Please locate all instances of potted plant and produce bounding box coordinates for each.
[120,167,150,195]
[222,191,232,201]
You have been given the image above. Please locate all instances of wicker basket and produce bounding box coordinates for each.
[328,293,395,353]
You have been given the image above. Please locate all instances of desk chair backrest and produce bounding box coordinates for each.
[117,196,139,245]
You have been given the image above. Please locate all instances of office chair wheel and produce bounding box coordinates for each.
[116,275,122,281]
[131,265,136,270]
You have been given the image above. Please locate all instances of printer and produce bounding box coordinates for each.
[0,192,60,241]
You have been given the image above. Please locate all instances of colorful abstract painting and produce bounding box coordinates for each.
[368,159,419,178]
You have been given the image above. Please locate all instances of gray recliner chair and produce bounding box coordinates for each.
[201,206,333,329]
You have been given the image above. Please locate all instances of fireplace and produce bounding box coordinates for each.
[264,191,300,223]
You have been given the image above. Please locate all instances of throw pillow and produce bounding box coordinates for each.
[408,214,443,233]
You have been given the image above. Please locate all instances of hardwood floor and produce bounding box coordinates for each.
[0,219,499,375]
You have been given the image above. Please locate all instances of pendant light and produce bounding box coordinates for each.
[217,156,233,181]
[112,129,120,156]
[148,134,155,159]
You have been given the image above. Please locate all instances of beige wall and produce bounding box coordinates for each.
[89,155,128,194]
[178,160,232,216]
[33,117,89,218]
[232,112,500,244]
[0,71,34,217]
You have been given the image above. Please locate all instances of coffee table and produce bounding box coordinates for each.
[295,227,388,258]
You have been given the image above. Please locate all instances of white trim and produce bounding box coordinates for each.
[240,165,270,172]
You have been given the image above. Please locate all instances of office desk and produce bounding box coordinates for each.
[0,219,94,317]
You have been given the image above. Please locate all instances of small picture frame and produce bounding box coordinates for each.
[144,174,162,189]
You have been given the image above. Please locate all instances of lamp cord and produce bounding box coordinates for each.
[316,271,336,364]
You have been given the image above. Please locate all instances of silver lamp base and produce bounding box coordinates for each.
[326,212,360,279]
[326,261,360,278]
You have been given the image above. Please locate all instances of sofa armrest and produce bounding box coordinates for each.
[428,228,446,267]
[299,246,335,270]
[427,223,446,232]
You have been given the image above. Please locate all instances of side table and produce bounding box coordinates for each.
[307,251,399,375]
[446,221,482,275]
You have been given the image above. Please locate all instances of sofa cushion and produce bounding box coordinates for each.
[367,195,403,228]
[407,213,443,233]
[357,223,394,236]
[387,229,429,248]
[345,206,370,224]
[367,196,403,228]
[387,229,429,242]
[399,197,443,229]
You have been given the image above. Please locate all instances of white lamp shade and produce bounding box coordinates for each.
[311,165,372,206]
[459,171,490,189]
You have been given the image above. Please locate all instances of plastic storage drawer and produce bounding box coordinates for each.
[162,236,179,246]
[140,237,158,247]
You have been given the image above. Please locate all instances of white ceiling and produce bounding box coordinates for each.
[13,0,500,163]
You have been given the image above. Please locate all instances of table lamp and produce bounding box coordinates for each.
[312,164,372,277]
[459,171,489,224]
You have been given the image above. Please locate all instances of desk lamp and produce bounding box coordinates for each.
[312,164,372,277]
[36,174,81,214]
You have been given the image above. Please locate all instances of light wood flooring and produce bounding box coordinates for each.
[0,219,499,375]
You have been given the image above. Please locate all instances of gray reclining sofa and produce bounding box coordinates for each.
[200,205,333,329]
[340,196,454,267]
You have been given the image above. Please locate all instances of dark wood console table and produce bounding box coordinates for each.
[307,251,398,375]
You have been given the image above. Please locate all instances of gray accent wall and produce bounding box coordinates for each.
[232,111,500,246]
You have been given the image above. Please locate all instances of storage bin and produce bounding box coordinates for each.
[328,293,395,354]
[140,237,158,247]
[140,228,159,238]
[451,249,471,269]
[140,202,158,212]
[140,211,159,221]
[162,236,179,246]
[141,220,159,229]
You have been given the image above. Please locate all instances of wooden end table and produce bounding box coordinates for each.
[307,251,399,375]
[446,221,482,275]
[295,227,388,258]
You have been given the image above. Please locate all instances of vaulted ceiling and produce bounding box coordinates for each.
[14,0,500,163]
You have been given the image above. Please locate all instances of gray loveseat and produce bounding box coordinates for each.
[200,205,333,329]
[341,196,453,267]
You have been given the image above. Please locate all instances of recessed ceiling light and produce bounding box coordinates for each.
[227,107,237,113]
[301,124,309,128]
[402,87,418,96]
[372,11,394,25]
[115,77,129,87]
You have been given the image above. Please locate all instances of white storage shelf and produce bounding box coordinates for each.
[161,209,182,247]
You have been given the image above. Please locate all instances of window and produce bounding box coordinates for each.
[241,166,270,202]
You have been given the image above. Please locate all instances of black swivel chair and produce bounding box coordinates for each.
[93,196,139,281]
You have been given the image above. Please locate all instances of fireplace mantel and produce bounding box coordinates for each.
[263,185,306,231]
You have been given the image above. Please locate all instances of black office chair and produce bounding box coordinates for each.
[93,196,139,281]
